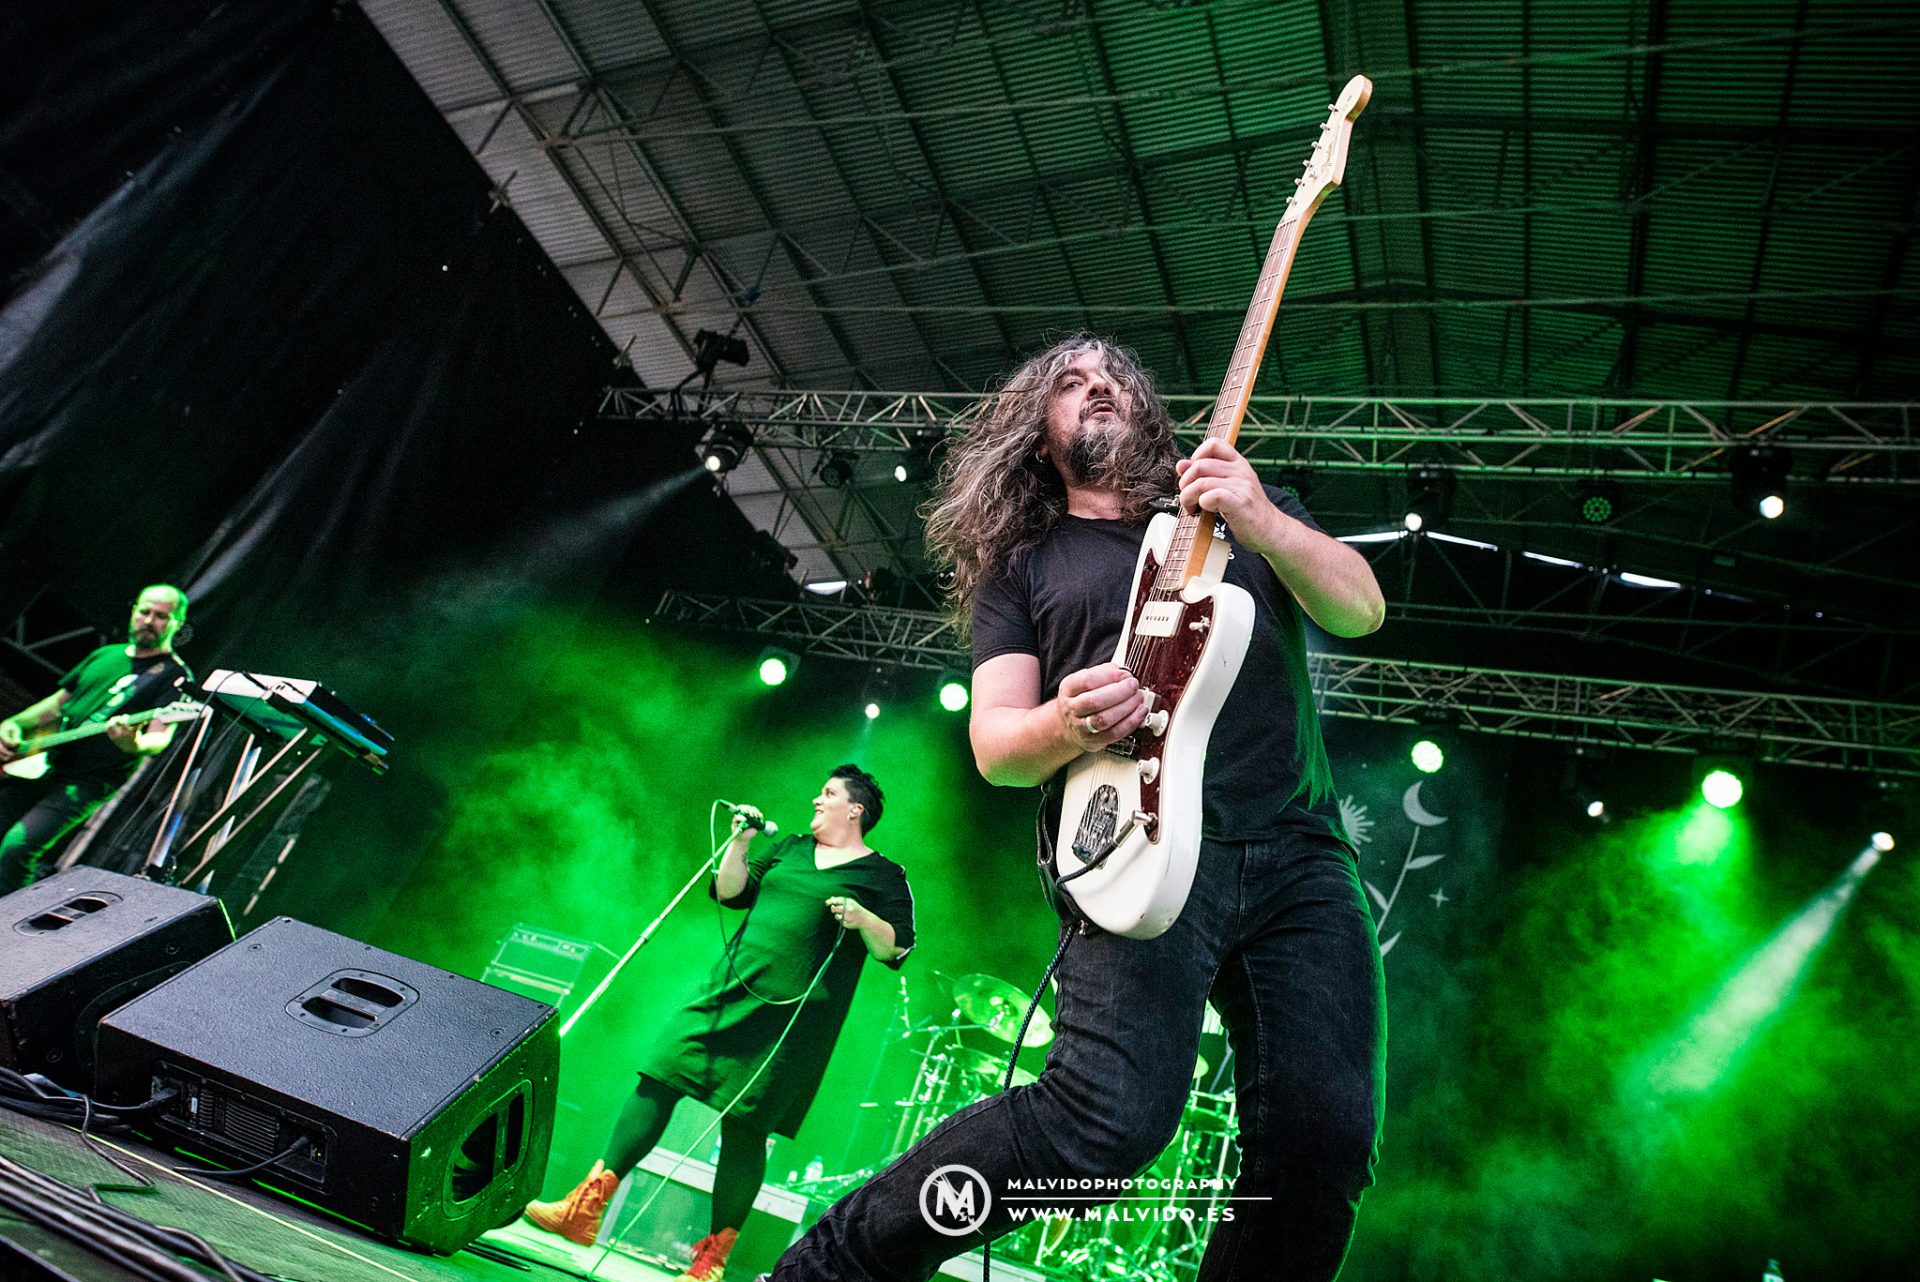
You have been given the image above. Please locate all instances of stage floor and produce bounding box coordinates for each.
[0,1108,687,1282]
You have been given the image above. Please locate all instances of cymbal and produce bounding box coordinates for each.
[950,973,1052,1047]
[946,1044,1037,1089]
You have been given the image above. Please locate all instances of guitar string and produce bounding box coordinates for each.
[1121,211,1295,714]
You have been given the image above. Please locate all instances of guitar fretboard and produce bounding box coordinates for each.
[1155,216,1307,594]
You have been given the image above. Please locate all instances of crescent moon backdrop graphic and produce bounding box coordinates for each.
[1403,781,1451,828]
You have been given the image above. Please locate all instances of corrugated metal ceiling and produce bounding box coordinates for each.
[362,0,1919,685]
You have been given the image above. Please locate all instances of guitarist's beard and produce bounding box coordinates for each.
[1060,408,1132,488]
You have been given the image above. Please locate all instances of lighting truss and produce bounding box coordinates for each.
[651,591,1920,778]
[605,391,1920,484]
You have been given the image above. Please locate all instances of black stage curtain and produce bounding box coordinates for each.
[0,2,791,932]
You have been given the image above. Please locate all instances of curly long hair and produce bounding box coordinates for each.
[922,334,1181,614]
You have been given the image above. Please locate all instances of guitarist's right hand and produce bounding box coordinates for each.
[1056,664,1146,751]
[0,720,20,764]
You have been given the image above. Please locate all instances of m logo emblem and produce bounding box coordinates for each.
[918,1163,992,1236]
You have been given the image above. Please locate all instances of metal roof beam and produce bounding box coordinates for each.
[1612,0,1669,395]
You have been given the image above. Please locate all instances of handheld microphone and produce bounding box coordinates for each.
[726,803,779,836]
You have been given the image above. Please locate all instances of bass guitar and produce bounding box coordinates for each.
[1054,75,1372,939]
[2,700,205,780]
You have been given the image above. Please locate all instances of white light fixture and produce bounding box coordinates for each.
[1428,531,1500,552]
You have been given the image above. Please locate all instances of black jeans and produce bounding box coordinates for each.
[771,832,1386,1282]
[0,776,113,892]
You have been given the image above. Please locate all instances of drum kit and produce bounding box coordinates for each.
[867,973,1241,1282]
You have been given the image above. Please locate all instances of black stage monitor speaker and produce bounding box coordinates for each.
[0,868,232,1090]
[93,916,558,1254]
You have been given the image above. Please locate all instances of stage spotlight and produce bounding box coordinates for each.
[1576,479,1621,526]
[755,646,796,687]
[864,701,881,720]
[816,451,856,489]
[862,565,902,606]
[1871,831,1895,852]
[938,674,969,713]
[893,429,950,485]
[1701,768,1745,810]
[693,328,750,376]
[1587,800,1606,818]
[748,529,799,577]
[1411,740,1444,774]
[699,422,755,475]
[1730,444,1790,519]
[1404,467,1455,533]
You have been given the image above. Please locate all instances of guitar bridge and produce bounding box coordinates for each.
[1071,785,1121,861]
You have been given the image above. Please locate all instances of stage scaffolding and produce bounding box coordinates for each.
[604,390,1920,483]
[650,591,1920,779]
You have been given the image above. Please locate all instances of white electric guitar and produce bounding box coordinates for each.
[1,699,204,780]
[1054,75,1372,939]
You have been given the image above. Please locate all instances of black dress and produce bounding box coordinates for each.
[639,835,916,1137]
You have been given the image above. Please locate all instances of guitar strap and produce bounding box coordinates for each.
[69,664,185,731]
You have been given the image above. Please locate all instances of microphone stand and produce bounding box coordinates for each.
[557,826,739,1038]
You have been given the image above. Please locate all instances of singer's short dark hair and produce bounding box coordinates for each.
[831,763,884,834]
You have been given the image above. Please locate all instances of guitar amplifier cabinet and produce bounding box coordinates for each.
[93,916,558,1253]
[0,868,232,1090]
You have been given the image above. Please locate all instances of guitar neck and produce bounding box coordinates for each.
[26,705,168,752]
[1169,210,1314,585]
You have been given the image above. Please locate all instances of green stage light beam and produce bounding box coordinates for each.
[1674,802,1740,865]
[1646,843,1883,1096]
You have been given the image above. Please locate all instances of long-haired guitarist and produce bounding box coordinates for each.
[768,336,1386,1282]
[0,584,193,891]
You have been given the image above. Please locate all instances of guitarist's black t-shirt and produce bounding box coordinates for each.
[971,485,1351,849]
[50,645,194,784]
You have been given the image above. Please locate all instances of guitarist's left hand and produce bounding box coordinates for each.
[1175,438,1289,557]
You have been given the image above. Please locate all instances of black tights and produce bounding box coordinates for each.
[606,1075,769,1236]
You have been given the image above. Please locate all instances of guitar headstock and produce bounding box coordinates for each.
[1284,74,1372,224]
